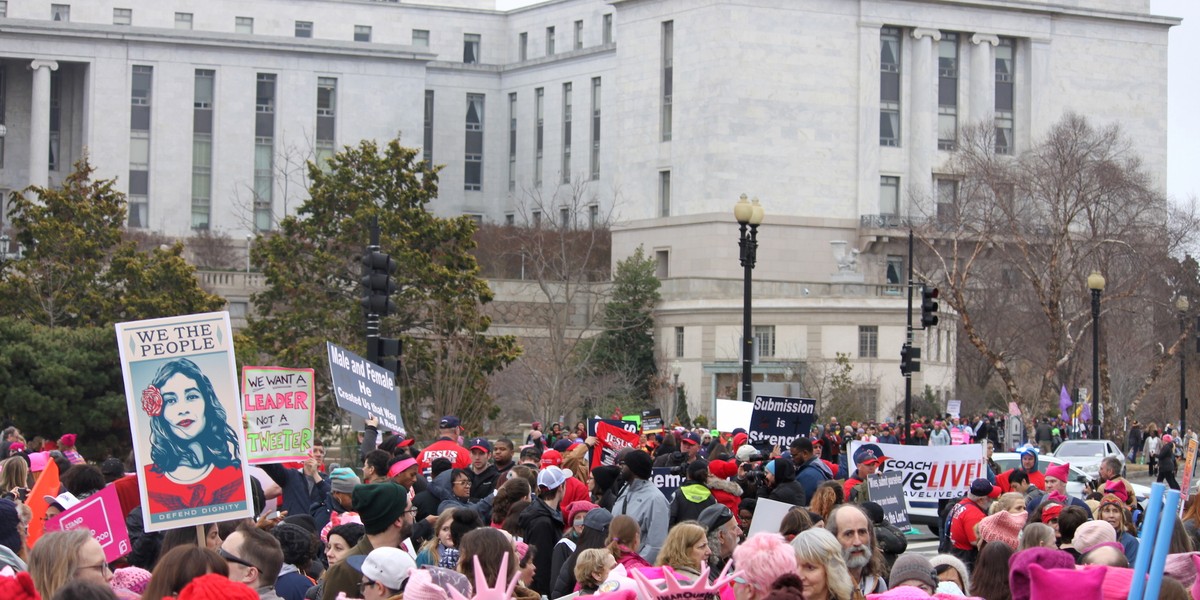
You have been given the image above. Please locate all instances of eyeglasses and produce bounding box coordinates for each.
[219,549,259,572]
[358,579,377,594]
[454,479,471,487]
[78,561,111,575]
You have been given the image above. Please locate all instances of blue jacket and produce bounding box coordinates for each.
[795,456,832,501]
[261,464,332,530]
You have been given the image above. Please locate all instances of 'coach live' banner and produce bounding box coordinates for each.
[115,312,255,532]
[46,486,131,562]
[849,441,985,500]
[242,367,316,465]
[326,342,404,433]
[748,395,817,448]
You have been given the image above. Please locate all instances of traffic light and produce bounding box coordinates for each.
[361,250,397,316]
[921,286,940,329]
[900,344,921,375]
[372,337,403,374]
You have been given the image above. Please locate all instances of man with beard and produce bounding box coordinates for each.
[612,449,670,563]
[825,504,888,595]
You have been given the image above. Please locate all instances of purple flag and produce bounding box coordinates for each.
[1080,403,1092,423]
[1059,385,1072,421]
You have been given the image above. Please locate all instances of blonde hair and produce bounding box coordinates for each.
[29,529,93,598]
[992,492,1026,515]
[655,523,707,571]
[420,509,456,563]
[574,548,612,589]
[1018,522,1056,550]
[0,457,28,491]
[791,528,854,600]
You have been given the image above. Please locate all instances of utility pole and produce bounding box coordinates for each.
[904,230,914,438]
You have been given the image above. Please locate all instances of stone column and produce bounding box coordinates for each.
[970,34,999,125]
[29,59,59,189]
[909,28,939,209]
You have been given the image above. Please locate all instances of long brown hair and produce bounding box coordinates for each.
[142,546,229,600]
[606,515,641,558]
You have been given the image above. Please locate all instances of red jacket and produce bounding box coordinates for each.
[707,477,742,524]
[418,438,470,474]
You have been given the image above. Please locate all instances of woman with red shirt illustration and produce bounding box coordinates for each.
[140,358,247,513]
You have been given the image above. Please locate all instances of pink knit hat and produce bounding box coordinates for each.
[1073,520,1117,554]
[403,569,450,600]
[1009,547,1076,600]
[111,566,152,594]
[1191,555,1200,600]
[977,510,1025,550]
[1028,563,1104,600]
[27,452,48,473]
[1044,463,1069,482]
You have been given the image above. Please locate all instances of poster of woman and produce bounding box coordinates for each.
[115,312,254,532]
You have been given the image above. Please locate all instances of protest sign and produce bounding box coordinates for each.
[745,498,795,539]
[867,471,911,529]
[592,421,641,469]
[115,312,254,532]
[46,486,131,562]
[716,399,753,433]
[946,399,962,418]
[748,395,817,448]
[642,409,664,434]
[623,414,642,431]
[1182,437,1199,510]
[651,467,683,500]
[849,440,984,500]
[242,367,316,465]
[588,418,638,437]
[950,427,966,445]
[1008,402,1021,416]
[326,342,404,433]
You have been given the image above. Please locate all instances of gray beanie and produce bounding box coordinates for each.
[888,553,937,590]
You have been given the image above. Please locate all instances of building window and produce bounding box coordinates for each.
[938,33,959,150]
[354,25,372,42]
[505,213,515,226]
[464,93,484,191]
[546,26,555,55]
[519,32,528,61]
[659,170,671,217]
[655,250,669,279]
[113,8,131,25]
[857,387,879,420]
[128,65,153,228]
[423,90,434,165]
[254,73,277,232]
[880,27,901,147]
[859,325,879,358]
[51,4,69,21]
[602,14,613,44]
[886,255,903,286]
[0,67,6,168]
[0,2,7,18]
[561,82,572,184]
[995,38,1015,154]
[590,77,601,180]
[880,176,899,216]
[192,69,214,230]
[467,214,484,226]
[316,77,336,169]
[534,87,544,187]
[588,204,599,228]
[508,92,517,191]
[559,207,570,228]
[660,21,673,142]
[295,21,313,38]
[175,12,193,30]
[464,33,480,64]
[675,326,685,358]
[235,16,253,34]
[936,178,958,223]
[574,20,583,49]
[50,73,61,171]
[532,210,542,227]
[412,29,429,47]
[754,325,776,358]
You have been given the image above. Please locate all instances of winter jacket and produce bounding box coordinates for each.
[795,456,832,501]
[929,428,952,446]
[613,478,671,564]
[707,476,742,522]
[468,465,499,501]
[261,463,333,531]
[615,546,652,571]
[670,482,715,526]
[518,495,565,596]
[1159,441,1178,475]
[874,522,908,571]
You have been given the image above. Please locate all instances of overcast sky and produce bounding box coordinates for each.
[496,0,1197,201]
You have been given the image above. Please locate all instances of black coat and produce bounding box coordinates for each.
[767,458,807,507]
[518,496,564,597]
[1159,441,1177,475]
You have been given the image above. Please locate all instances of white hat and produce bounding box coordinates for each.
[43,492,81,511]
[347,547,416,591]
[537,465,567,490]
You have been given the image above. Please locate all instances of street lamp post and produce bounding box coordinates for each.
[734,194,764,404]
[1179,296,1190,435]
[1088,271,1105,439]
[672,360,682,419]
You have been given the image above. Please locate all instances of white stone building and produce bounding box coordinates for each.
[0,0,1177,421]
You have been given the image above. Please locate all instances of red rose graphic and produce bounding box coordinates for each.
[142,385,163,417]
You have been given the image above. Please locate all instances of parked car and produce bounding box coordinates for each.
[992,452,1147,501]
[1052,439,1126,479]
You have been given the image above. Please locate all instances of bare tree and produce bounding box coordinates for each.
[186,228,240,270]
[915,114,1197,432]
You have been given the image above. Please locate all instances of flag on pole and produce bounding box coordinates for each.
[1080,402,1092,423]
[1059,385,1072,421]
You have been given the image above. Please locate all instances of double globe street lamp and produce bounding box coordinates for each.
[734,194,764,404]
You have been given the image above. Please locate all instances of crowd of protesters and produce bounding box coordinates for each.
[0,413,1198,600]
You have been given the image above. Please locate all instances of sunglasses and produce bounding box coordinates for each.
[219,549,259,572]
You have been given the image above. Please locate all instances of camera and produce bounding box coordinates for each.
[2,488,28,502]
[745,463,769,486]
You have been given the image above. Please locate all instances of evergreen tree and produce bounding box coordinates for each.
[589,246,661,401]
